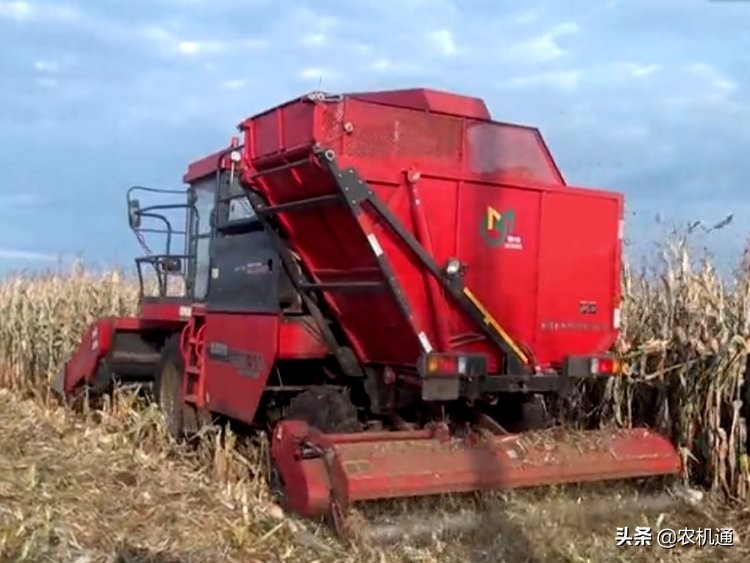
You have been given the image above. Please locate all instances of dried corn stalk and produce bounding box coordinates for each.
[0,238,749,501]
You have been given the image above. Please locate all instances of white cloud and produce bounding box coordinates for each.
[505,22,580,63]
[283,6,339,41]
[513,36,564,61]
[0,0,31,20]
[299,67,337,80]
[370,58,390,72]
[176,39,225,56]
[626,63,660,78]
[220,79,246,90]
[46,2,78,21]
[0,0,745,271]
[514,11,538,24]
[0,194,40,206]
[35,77,59,89]
[34,60,59,73]
[137,26,228,58]
[244,38,269,50]
[301,33,327,47]
[428,29,457,56]
[0,1,78,22]
[0,249,57,261]
[393,0,457,12]
[504,70,582,91]
[609,124,650,142]
[365,57,425,76]
[689,62,736,93]
[663,63,739,107]
[552,22,580,35]
[140,25,173,43]
[177,41,201,56]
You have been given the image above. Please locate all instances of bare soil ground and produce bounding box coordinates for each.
[1,388,749,563]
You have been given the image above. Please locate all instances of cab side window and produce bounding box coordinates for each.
[189,177,216,300]
[215,172,258,231]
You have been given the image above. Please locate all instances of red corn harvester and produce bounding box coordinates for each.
[53,88,681,537]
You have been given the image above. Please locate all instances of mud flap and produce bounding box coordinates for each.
[51,367,65,399]
[270,421,682,537]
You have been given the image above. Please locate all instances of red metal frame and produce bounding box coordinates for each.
[56,88,680,537]
[173,300,329,423]
[56,315,182,396]
[271,420,682,536]
[240,88,623,373]
[59,307,329,413]
[347,88,492,121]
[236,88,678,530]
[138,300,192,323]
[182,137,238,183]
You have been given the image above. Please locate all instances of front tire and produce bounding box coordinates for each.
[154,334,211,440]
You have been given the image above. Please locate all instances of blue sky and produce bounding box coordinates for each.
[0,0,748,275]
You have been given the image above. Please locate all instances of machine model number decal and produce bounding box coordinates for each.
[579,301,598,314]
[541,321,605,331]
[480,206,523,250]
[235,261,271,275]
[207,341,265,378]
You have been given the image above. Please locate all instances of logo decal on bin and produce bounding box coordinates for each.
[481,206,523,250]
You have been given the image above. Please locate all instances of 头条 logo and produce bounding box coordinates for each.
[480,206,523,250]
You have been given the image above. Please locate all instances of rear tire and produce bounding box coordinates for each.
[268,385,361,507]
[285,385,361,433]
[521,394,552,431]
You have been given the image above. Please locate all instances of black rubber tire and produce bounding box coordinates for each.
[268,385,361,506]
[285,385,361,433]
[154,334,213,441]
[522,394,552,431]
[154,335,186,440]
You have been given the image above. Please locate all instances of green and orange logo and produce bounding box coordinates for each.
[480,206,522,249]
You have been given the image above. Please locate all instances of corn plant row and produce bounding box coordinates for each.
[0,242,748,500]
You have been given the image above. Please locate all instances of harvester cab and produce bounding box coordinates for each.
[53,87,682,539]
[125,184,194,300]
[125,144,302,313]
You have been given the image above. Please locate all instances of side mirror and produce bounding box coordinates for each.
[128,199,142,229]
[159,257,182,273]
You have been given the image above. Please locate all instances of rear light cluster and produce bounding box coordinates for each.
[590,356,623,375]
[419,353,623,378]
[425,354,467,375]
[418,353,487,377]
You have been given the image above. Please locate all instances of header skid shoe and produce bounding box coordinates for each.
[270,420,682,537]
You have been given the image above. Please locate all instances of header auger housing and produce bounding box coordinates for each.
[53,87,681,539]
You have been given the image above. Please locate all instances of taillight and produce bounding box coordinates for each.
[590,356,622,375]
[425,354,459,374]
[419,353,486,377]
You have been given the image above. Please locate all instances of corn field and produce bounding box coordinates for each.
[0,237,749,506]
